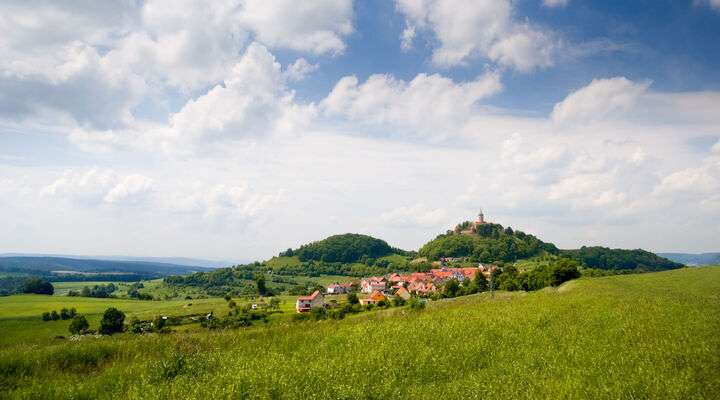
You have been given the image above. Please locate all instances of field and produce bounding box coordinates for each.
[1,267,719,399]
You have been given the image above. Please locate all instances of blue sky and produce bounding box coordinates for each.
[0,0,719,261]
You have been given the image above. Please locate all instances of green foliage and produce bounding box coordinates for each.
[407,297,426,310]
[22,278,54,295]
[68,315,89,335]
[99,307,125,335]
[294,234,396,263]
[79,283,117,298]
[560,246,683,271]
[347,292,359,305]
[494,259,581,291]
[419,223,558,262]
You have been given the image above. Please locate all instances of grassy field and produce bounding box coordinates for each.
[1,267,719,399]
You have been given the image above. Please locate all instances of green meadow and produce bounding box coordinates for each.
[1,267,719,399]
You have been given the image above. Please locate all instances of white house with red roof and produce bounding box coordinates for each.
[326,283,353,294]
[360,277,386,293]
[296,290,325,313]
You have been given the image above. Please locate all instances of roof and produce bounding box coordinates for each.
[368,290,386,301]
[297,290,321,301]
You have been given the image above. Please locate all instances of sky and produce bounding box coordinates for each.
[1,0,719,262]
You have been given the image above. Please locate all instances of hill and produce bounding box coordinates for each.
[283,233,404,263]
[1,267,718,398]
[418,222,559,262]
[560,247,683,271]
[0,256,209,281]
[657,252,720,266]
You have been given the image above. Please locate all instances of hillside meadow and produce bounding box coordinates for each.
[1,267,719,399]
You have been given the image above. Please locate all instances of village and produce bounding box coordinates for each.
[295,261,498,312]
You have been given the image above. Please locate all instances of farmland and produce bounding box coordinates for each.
[1,266,718,399]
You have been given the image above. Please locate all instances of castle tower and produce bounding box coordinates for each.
[476,209,485,225]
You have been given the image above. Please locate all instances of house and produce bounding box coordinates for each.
[326,283,353,294]
[360,290,386,306]
[296,290,325,313]
[360,277,386,294]
[394,286,411,301]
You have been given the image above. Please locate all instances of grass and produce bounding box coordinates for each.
[1,267,719,399]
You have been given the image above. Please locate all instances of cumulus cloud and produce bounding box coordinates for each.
[321,71,502,139]
[0,0,354,134]
[284,58,319,81]
[240,0,353,54]
[551,77,651,125]
[395,0,558,70]
[43,168,154,206]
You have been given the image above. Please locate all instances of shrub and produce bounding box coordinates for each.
[347,292,359,305]
[41,311,51,321]
[408,298,426,310]
[68,315,89,335]
[99,307,125,335]
[309,307,327,321]
[50,310,60,321]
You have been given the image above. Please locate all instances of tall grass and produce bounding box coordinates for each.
[1,267,719,399]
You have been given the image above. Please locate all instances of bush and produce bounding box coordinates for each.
[347,292,359,305]
[68,315,89,335]
[50,310,60,321]
[408,298,426,310]
[41,311,51,321]
[309,307,327,321]
[99,307,125,335]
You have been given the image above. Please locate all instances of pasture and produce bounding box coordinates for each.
[1,267,719,399]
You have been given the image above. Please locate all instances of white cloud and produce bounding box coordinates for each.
[395,0,558,70]
[551,77,651,125]
[284,58,319,81]
[380,204,449,227]
[161,183,283,220]
[322,71,502,139]
[43,168,154,206]
[0,0,354,134]
[543,0,569,8]
[240,0,353,55]
[103,175,155,205]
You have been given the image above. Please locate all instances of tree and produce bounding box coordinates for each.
[99,307,125,335]
[41,311,51,321]
[50,310,60,321]
[256,275,268,296]
[268,298,281,310]
[443,279,461,298]
[347,292,359,305]
[474,270,489,292]
[68,315,89,335]
[224,294,232,302]
[22,277,54,295]
[60,308,71,320]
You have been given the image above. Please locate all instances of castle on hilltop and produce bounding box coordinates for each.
[459,209,487,234]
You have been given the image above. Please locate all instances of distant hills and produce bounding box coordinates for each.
[0,256,215,281]
[657,253,720,266]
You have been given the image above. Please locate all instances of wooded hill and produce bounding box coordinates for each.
[164,223,684,295]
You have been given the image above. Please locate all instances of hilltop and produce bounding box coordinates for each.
[280,233,407,263]
[419,221,558,262]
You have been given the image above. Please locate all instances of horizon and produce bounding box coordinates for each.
[1,1,719,260]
